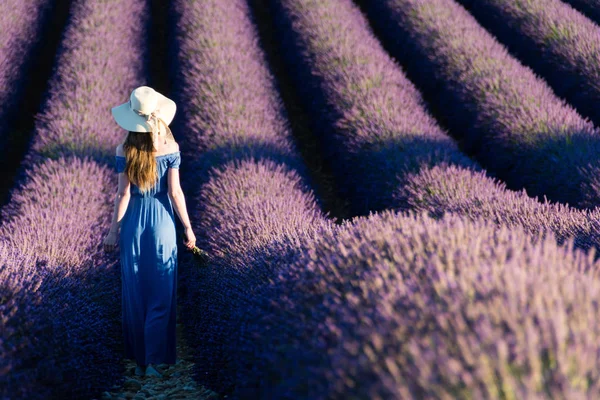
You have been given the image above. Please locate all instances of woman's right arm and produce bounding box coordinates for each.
[167,166,196,249]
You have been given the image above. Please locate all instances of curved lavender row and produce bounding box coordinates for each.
[1,158,113,265]
[456,0,600,128]
[169,0,328,394]
[0,0,50,118]
[0,231,119,400]
[0,0,147,397]
[0,0,54,201]
[261,0,474,216]
[30,0,147,165]
[234,211,600,398]
[169,0,308,190]
[398,165,600,251]
[185,161,331,393]
[0,243,50,399]
[563,0,600,25]
[258,0,600,254]
[361,0,600,208]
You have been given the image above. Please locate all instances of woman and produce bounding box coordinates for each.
[102,86,196,378]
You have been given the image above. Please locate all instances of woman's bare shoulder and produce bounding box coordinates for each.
[116,142,125,156]
[164,140,179,154]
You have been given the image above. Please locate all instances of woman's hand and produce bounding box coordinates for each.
[103,231,118,252]
[183,227,196,249]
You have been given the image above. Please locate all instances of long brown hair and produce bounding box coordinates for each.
[123,131,158,193]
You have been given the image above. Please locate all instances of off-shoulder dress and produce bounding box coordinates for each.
[115,151,181,365]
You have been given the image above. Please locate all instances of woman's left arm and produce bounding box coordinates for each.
[103,166,131,252]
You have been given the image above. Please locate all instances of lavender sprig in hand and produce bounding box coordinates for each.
[190,244,209,259]
[181,233,209,264]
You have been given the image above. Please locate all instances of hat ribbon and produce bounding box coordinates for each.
[130,100,172,143]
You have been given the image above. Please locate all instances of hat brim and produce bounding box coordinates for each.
[111,91,176,132]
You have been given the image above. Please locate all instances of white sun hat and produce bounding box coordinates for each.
[111,86,177,133]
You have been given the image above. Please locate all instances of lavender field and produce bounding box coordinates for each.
[2,0,600,399]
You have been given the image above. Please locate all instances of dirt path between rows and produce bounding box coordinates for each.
[92,305,218,400]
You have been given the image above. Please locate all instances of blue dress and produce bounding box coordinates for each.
[115,151,181,366]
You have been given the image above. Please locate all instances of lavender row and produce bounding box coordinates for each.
[168,0,308,183]
[0,159,119,400]
[0,0,148,397]
[456,0,600,128]
[168,1,600,395]
[0,0,50,122]
[233,210,600,398]
[168,0,328,394]
[399,164,600,250]
[185,160,331,395]
[29,0,147,165]
[1,243,46,399]
[170,1,600,396]
[563,0,600,26]
[257,0,600,252]
[361,0,600,208]
[0,0,54,201]
[259,0,473,216]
